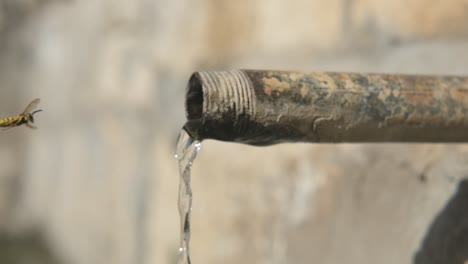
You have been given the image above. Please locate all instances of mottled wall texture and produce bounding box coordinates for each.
[0,0,467,264]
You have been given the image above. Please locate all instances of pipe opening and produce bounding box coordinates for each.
[184,73,204,140]
[186,73,203,120]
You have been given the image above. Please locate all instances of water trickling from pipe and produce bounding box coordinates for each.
[175,129,201,264]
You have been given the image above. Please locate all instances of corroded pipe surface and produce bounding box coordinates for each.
[184,70,468,145]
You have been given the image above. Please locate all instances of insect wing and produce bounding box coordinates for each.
[22,98,40,114]
[26,123,37,129]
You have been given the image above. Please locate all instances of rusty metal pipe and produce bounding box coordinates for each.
[183,70,468,145]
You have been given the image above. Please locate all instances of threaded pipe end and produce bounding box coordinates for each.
[185,70,256,140]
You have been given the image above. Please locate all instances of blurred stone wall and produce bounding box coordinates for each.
[0,0,467,264]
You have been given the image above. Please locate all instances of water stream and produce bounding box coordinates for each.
[175,129,201,264]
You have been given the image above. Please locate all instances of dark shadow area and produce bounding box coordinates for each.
[414,178,468,264]
[0,231,61,264]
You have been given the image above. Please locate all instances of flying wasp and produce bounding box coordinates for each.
[0,98,43,129]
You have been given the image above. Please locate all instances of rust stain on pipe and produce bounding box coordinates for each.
[184,70,468,145]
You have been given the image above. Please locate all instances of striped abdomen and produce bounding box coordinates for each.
[0,115,26,127]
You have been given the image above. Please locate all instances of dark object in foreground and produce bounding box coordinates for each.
[414,179,468,264]
[184,70,468,145]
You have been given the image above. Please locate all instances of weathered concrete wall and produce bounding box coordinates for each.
[0,0,467,264]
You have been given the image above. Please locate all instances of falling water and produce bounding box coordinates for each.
[175,128,201,264]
